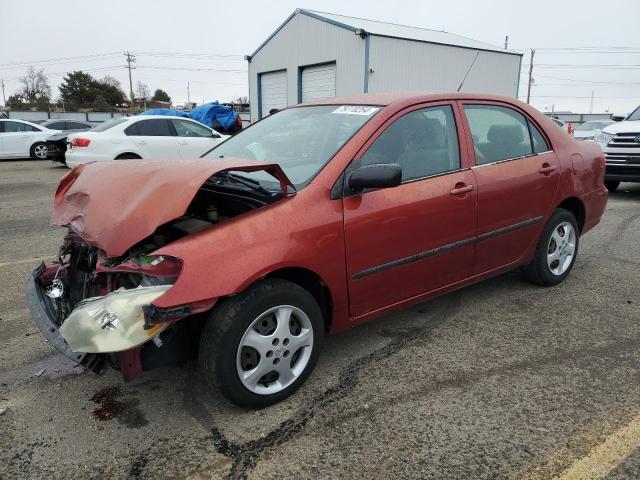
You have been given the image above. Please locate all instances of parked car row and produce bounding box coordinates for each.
[0,103,243,164]
[0,119,60,159]
[64,116,226,167]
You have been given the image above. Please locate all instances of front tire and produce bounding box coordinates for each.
[30,142,48,160]
[199,279,324,408]
[605,180,620,192]
[523,209,579,287]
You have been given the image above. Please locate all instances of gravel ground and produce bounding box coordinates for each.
[0,159,638,480]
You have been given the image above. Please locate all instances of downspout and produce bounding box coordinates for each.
[363,32,370,93]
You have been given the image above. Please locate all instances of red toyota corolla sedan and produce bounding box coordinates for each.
[27,93,607,408]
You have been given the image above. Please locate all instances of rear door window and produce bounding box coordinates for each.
[464,105,534,164]
[46,121,66,130]
[68,121,90,130]
[528,120,549,153]
[126,119,174,136]
[172,119,212,137]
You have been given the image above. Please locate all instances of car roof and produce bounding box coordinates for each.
[44,119,91,124]
[133,115,199,121]
[0,118,41,126]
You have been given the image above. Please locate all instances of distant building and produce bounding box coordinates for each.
[246,9,523,121]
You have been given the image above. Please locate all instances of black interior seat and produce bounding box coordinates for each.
[477,124,530,163]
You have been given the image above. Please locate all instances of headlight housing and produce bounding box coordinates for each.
[594,131,614,145]
[59,285,171,353]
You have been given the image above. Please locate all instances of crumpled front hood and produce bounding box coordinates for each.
[51,158,293,257]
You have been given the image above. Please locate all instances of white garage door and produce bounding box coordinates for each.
[301,63,336,103]
[260,70,287,118]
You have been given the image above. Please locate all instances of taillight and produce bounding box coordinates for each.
[71,138,91,147]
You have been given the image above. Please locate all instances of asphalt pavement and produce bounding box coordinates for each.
[1,159,638,480]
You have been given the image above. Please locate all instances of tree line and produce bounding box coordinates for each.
[7,66,171,111]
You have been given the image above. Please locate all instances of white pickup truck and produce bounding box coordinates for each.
[595,106,640,191]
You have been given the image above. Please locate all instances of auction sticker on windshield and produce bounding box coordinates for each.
[332,106,380,115]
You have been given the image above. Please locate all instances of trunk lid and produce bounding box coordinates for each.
[52,158,294,257]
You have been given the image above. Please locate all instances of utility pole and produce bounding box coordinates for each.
[526,49,535,104]
[124,52,136,113]
[504,35,509,50]
[0,78,5,107]
[589,90,594,114]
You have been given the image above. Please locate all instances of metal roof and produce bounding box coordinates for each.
[300,9,520,56]
[249,9,522,59]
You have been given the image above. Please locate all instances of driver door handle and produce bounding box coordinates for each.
[450,184,475,196]
[539,163,557,175]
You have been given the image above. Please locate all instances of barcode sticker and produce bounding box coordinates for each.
[332,106,380,115]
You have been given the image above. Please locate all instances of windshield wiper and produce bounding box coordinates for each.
[216,172,273,196]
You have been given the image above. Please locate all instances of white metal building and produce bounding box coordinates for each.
[246,9,523,121]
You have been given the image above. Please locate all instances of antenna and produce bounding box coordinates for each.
[457,51,480,92]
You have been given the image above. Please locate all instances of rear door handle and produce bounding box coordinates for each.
[136,140,147,145]
[539,164,557,174]
[450,184,475,195]
[179,140,188,145]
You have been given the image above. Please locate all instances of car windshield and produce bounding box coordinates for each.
[203,105,380,188]
[575,121,611,131]
[627,106,640,121]
[91,117,128,132]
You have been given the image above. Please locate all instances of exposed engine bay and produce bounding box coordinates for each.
[29,168,288,381]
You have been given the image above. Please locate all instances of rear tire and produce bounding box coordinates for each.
[30,142,48,160]
[199,278,324,408]
[523,209,579,287]
[605,180,620,192]
[114,153,142,160]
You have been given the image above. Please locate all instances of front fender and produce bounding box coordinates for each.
[151,193,351,332]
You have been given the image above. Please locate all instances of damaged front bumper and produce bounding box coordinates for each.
[26,263,107,373]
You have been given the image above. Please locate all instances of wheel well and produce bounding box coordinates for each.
[264,268,333,333]
[557,197,585,233]
[115,152,142,159]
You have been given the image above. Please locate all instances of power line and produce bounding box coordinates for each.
[135,51,244,59]
[533,74,640,85]
[0,52,122,68]
[1,65,123,81]
[135,65,245,73]
[519,95,638,99]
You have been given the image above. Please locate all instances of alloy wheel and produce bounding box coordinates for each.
[547,221,576,276]
[34,144,48,159]
[236,305,313,395]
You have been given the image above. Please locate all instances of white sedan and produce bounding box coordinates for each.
[572,120,614,141]
[0,119,60,159]
[66,115,227,167]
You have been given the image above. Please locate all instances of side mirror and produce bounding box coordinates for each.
[348,163,402,191]
[611,113,627,122]
[212,131,221,138]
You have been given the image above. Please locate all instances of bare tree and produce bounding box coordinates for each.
[235,96,248,105]
[100,75,122,88]
[135,81,150,101]
[19,66,50,103]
